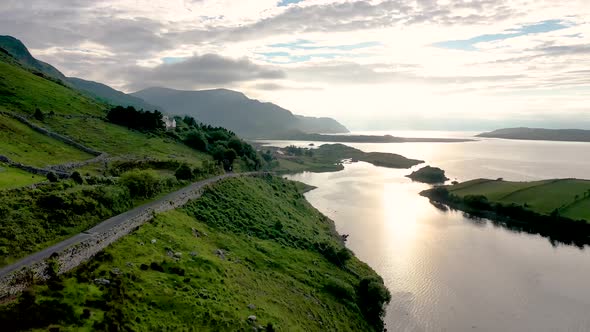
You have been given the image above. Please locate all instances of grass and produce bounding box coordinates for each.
[0,55,105,116]
[449,178,590,221]
[0,176,389,331]
[0,114,94,167]
[43,117,209,166]
[0,163,45,189]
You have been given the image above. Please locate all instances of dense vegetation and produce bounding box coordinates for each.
[106,106,165,132]
[422,179,590,247]
[406,165,449,184]
[0,176,390,331]
[272,143,423,173]
[0,165,226,266]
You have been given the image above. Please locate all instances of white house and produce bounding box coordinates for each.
[162,115,177,130]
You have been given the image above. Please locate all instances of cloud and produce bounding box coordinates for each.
[433,20,572,51]
[122,54,285,91]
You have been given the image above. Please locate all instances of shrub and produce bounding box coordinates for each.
[70,171,84,185]
[46,172,58,183]
[324,276,355,301]
[357,277,391,331]
[119,170,162,199]
[175,164,193,181]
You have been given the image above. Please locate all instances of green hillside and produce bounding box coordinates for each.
[0,113,93,167]
[448,178,590,221]
[0,163,44,189]
[0,176,390,331]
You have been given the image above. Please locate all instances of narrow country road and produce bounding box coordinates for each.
[0,172,254,279]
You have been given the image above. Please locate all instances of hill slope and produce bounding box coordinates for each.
[0,176,390,331]
[67,77,160,111]
[477,127,590,142]
[0,35,66,81]
[132,87,349,138]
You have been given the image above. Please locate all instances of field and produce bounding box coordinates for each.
[0,55,104,116]
[449,178,590,221]
[0,163,44,189]
[43,117,210,166]
[0,114,94,167]
[0,176,389,331]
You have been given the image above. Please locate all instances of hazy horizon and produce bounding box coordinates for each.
[1,0,589,130]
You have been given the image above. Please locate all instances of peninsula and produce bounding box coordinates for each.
[477,127,590,143]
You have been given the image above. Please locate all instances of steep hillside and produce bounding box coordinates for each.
[132,87,349,138]
[67,77,159,111]
[0,176,390,331]
[477,127,590,142]
[0,35,66,81]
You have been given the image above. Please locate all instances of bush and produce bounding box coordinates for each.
[46,172,58,183]
[71,171,84,185]
[175,164,193,181]
[357,277,391,331]
[184,131,208,152]
[324,276,355,301]
[119,170,162,199]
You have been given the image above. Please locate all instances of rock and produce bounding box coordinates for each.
[111,268,121,275]
[126,262,134,267]
[189,251,198,257]
[166,250,174,257]
[151,239,157,244]
[191,227,200,237]
[248,315,257,322]
[248,304,256,310]
[214,249,226,260]
[94,278,110,285]
[174,252,182,258]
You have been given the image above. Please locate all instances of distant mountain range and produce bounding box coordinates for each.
[477,127,590,142]
[132,87,348,138]
[0,35,348,138]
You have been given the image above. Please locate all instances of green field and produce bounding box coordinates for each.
[0,163,44,189]
[0,114,94,167]
[43,117,210,166]
[449,178,590,221]
[0,54,104,116]
[0,176,389,331]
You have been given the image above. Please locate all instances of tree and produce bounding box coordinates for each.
[175,164,193,181]
[119,170,161,198]
[356,277,392,331]
[46,172,58,183]
[70,171,84,185]
[184,131,208,152]
[34,108,45,121]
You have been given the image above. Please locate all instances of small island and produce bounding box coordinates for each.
[267,143,424,173]
[477,127,590,143]
[406,166,449,184]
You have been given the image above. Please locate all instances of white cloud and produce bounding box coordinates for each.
[1,0,589,128]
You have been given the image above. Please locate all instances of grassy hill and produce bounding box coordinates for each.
[0,176,390,331]
[477,127,590,142]
[447,178,590,221]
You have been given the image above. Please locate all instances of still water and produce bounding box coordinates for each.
[272,134,590,331]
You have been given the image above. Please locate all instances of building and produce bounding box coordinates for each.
[162,115,176,130]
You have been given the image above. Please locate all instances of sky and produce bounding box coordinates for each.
[1,0,589,130]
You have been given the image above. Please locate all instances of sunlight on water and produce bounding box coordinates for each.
[284,135,590,332]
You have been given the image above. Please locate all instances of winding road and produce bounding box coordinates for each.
[0,172,254,279]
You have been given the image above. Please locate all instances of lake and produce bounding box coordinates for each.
[263,133,590,331]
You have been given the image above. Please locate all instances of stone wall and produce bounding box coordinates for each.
[0,174,249,298]
[0,154,70,178]
[0,110,103,156]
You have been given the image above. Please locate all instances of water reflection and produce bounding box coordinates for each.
[286,159,590,332]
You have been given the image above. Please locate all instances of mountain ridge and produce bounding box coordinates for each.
[477,127,590,142]
[132,86,349,138]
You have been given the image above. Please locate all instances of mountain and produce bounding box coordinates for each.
[0,35,66,81]
[66,77,159,111]
[477,127,590,142]
[131,87,349,138]
[0,35,158,111]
